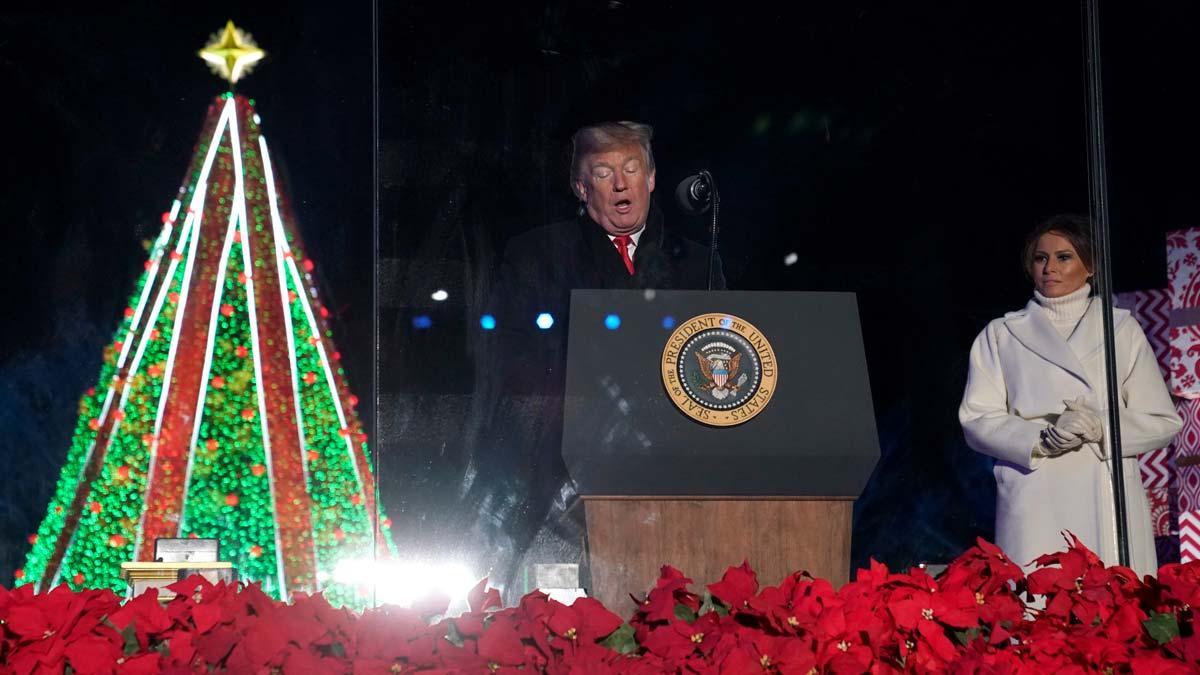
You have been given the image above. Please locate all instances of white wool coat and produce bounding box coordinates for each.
[959,298,1182,576]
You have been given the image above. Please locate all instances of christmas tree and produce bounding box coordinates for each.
[17,22,393,606]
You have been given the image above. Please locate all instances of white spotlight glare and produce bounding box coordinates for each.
[431,289,449,302]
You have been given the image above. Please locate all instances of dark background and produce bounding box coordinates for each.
[2,1,1195,589]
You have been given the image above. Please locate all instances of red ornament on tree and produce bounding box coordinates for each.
[225,493,240,507]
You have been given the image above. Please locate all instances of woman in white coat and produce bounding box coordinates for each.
[959,215,1181,576]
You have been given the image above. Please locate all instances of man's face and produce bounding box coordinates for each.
[574,144,656,236]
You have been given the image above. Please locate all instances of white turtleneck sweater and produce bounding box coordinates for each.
[1034,282,1092,338]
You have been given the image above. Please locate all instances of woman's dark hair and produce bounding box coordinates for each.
[1022,214,1096,283]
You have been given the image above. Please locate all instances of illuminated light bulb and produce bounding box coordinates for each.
[662,315,676,329]
[536,313,555,330]
[784,252,799,266]
[431,289,449,302]
[480,314,496,330]
[604,314,621,330]
[412,315,433,329]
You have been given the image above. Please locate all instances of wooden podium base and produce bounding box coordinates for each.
[583,496,853,613]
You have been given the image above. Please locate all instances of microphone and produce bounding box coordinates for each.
[675,173,712,215]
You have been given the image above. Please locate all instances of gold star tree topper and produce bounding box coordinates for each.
[199,21,265,85]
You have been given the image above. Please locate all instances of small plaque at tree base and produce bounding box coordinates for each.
[120,562,235,601]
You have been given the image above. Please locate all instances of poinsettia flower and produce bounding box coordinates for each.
[1154,562,1200,611]
[107,589,172,650]
[116,652,163,674]
[543,596,623,645]
[467,577,502,614]
[476,615,529,668]
[634,565,701,625]
[707,560,758,610]
[64,634,124,674]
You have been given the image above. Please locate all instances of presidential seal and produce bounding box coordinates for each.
[661,313,778,426]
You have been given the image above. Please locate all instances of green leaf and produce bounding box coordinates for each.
[698,591,729,617]
[953,627,981,646]
[1143,612,1180,645]
[329,641,346,658]
[674,603,698,623]
[120,621,140,656]
[600,623,639,655]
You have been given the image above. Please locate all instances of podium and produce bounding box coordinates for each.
[562,290,878,611]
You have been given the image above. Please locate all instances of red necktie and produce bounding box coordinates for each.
[612,234,635,276]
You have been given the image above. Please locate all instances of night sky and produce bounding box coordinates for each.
[2,2,1197,588]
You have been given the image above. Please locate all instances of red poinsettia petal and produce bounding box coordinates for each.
[467,577,502,613]
[707,561,759,609]
[64,634,123,675]
[194,624,240,664]
[478,616,527,666]
[6,604,51,639]
[917,619,960,662]
[888,598,924,631]
[572,597,624,640]
[116,652,162,675]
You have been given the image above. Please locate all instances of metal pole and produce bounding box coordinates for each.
[371,0,383,604]
[1083,0,1130,566]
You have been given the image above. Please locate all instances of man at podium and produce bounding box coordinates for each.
[472,121,723,595]
[491,119,723,379]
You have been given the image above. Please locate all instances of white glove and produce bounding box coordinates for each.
[1035,424,1082,458]
[1056,396,1104,443]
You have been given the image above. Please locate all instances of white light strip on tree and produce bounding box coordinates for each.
[283,255,370,520]
[175,198,241,537]
[229,107,290,601]
[259,135,322,585]
[131,99,236,560]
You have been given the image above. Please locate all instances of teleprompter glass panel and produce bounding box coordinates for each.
[373,2,1097,607]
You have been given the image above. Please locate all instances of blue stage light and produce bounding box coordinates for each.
[604,314,621,330]
[412,315,433,329]
[479,314,496,330]
[662,315,676,329]
[536,312,555,330]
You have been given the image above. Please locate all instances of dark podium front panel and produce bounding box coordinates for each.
[562,290,879,497]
